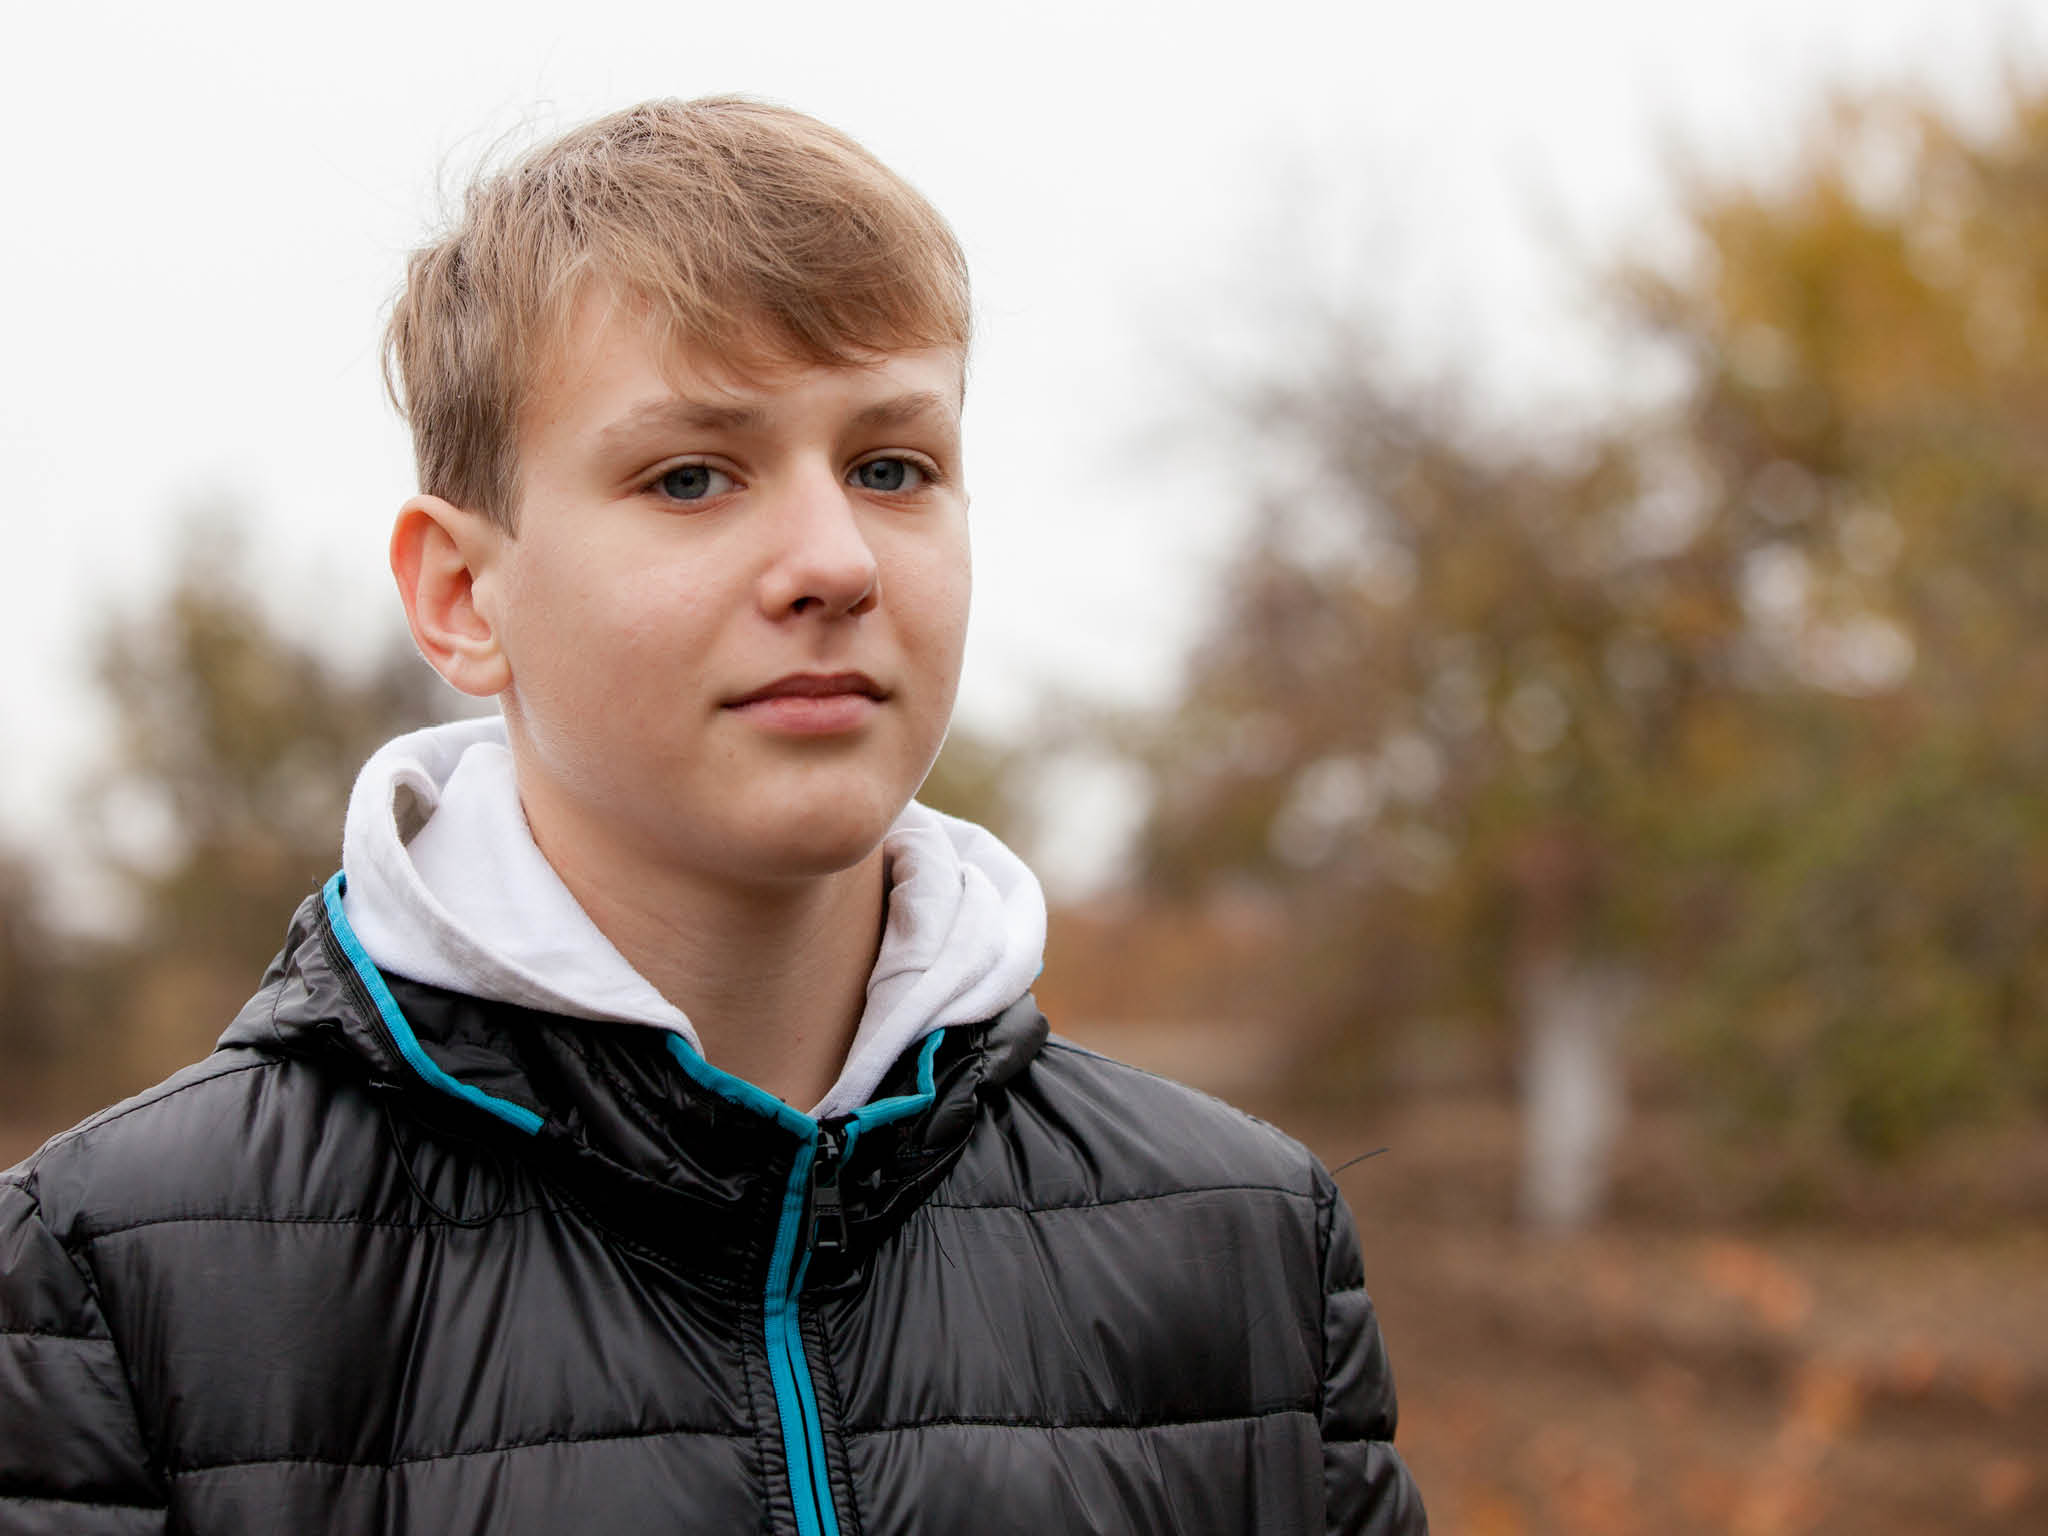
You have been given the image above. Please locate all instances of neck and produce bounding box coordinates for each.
[521,796,887,1113]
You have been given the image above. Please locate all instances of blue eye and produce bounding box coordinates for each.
[852,458,923,492]
[657,464,734,501]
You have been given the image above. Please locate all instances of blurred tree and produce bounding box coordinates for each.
[1136,352,1689,1226]
[0,853,62,1107]
[0,852,130,1132]
[1627,89,2048,1163]
[918,727,1028,840]
[88,518,457,1086]
[1135,82,2048,1205]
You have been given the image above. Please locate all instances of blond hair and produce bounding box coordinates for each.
[384,97,972,529]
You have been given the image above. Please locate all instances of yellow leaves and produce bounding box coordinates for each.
[1701,1238,1815,1334]
[1686,91,2048,461]
[1978,1456,2036,1516]
[1125,75,2048,1155]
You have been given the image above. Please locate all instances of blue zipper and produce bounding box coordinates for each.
[766,1130,843,1536]
[665,1037,844,1536]
[665,1030,949,1536]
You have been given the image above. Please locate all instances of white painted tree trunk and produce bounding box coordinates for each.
[1517,958,1637,1232]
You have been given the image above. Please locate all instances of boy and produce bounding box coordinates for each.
[0,99,1425,1533]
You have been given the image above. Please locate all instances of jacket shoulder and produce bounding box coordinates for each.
[6,1028,372,1253]
[945,1030,1332,1212]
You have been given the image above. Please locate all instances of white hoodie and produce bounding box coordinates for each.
[339,717,1047,1119]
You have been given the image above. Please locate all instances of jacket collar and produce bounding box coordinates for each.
[223,887,1048,1290]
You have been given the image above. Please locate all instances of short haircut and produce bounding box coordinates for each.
[384,97,972,530]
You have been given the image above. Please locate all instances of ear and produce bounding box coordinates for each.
[390,495,513,698]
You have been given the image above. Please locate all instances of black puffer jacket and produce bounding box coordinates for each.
[1,883,1425,1534]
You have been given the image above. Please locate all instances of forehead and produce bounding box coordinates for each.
[525,289,966,439]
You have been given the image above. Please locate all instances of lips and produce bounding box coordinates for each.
[724,671,888,708]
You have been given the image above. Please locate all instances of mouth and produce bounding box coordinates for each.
[723,671,889,708]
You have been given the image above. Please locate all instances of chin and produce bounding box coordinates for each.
[725,795,906,884]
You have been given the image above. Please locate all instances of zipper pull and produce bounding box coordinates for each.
[811,1125,848,1255]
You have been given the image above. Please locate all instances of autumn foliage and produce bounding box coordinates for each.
[1093,86,2048,1168]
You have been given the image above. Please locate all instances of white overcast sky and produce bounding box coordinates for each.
[2,0,2043,878]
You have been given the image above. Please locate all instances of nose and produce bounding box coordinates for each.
[756,465,880,619]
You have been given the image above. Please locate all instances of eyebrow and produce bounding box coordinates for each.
[595,398,766,450]
[594,389,957,454]
[845,390,958,432]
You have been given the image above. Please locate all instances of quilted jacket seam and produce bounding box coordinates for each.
[847,1403,1316,1438]
[922,1184,1312,1214]
[167,1421,755,1478]
[16,1059,281,1176]
[0,1326,117,1343]
[78,1204,557,1243]
[0,1490,163,1511]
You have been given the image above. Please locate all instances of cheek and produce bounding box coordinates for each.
[503,550,708,705]
[896,522,972,664]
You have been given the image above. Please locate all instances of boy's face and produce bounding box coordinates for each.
[475,298,970,890]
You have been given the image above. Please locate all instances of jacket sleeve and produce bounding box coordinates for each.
[0,1178,167,1535]
[1314,1161,1428,1534]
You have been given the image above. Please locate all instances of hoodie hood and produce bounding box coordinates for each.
[339,717,1046,1119]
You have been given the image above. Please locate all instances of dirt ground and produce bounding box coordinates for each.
[1280,1100,2048,1536]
